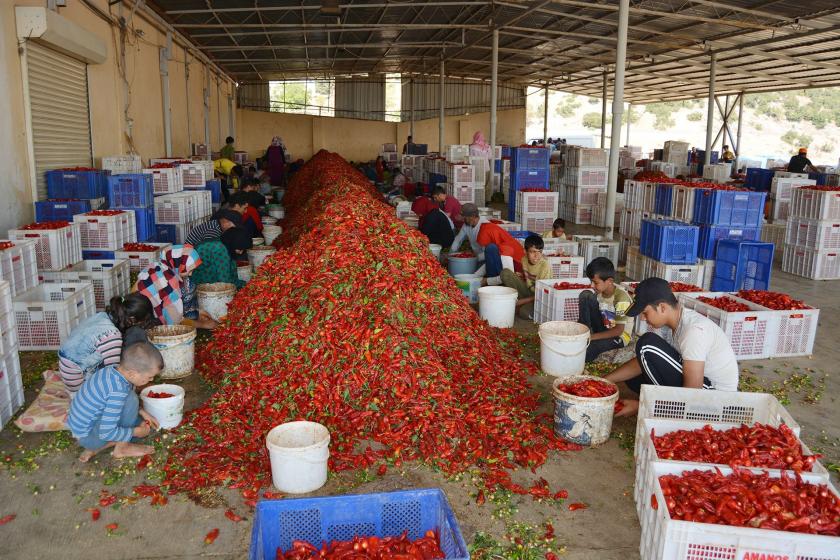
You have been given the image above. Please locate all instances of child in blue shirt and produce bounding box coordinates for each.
[67,342,164,462]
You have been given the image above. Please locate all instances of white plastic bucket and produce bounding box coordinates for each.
[448,255,478,276]
[148,325,196,379]
[268,205,285,219]
[478,286,518,328]
[262,217,278,226]
[263,225,282,245]
[539,321,591,378]
[197,282,236,321]
[252,237,265,246]
[402,215,419,228]
[248,246,277,270]
[454,274,482,304]
[237,263,252,283]
[429,244,442,259]
[552,375,618,447]
[266,421,330,494]
[140,384,185,429]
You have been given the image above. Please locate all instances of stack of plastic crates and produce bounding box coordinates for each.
[13,282,95,350]
[73,210,137,259]
[115,242,172,273]
[153,191,212,244]
[0,240,39,296]
[107,173,156,241]
[559,147,607,225]
[8,222,82,271]
[782,186,840,279]
[712,240,774,291]
[45,169,109,200]
[693,188,766,261]
[640,219,699,265]
[514,190,558,233]
[0,280,22,431]
[40,259,130,311]
[143,165,183,195]
[508,147,550,221]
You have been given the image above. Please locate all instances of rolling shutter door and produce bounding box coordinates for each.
[26,41,93,200]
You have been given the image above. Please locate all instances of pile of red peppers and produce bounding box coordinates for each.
[652,423,819,471]
[19,221,71,230]
[556,380,616,398]
[123,242,164,252]
[163,151,579,496]
[278,531,444,560]
[656,469,840,535]
[737,290,811,311]
[552,282,591,290]
[697,296,751,312]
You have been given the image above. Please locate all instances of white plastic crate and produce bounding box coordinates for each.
[563,166,607,187]
[444,163,475,184]
[541,239,578,255]
[188,158,214,183]
[179,162,209,189]
[640,462,840,560]
[625,245,643,280]
[381,143,396,153]
[8,222,82,272]
[772,197,791,222]
[445,145,470,163]
[634,418,827,520]
[193,190,212,220]
[518,215,554,233]
[115,242,172,273]
[14,282,95,350]
[516,190,559,214]
[782,245,840,280]
[477,207,502,220]
[765,305,820,358]
[789,187,840,221]
[0,307,17,361]
[73,210,137,250]
[444,183,482,206]
[544,255,585,278]
[564,147,608,167]
[143,167,184,195]
[591,205,622,229]
[490,219,520,232]
[698,258,715,289]
[761,223,786,258]
[565,203,593,224]
[671,185,696,222]
[154,193,198,224]
[580,239,620,265]
[565,184,606,206]
[620,209,651,240]
[771,176,815,201]
[0,347,23,430]
[680,294,778,360]
[785,217,840,250]
[0,240,38,297]
[41,259,130,311]
[101,154,141,174]
[648,261,705,287]
[533,277,592,324]
[395,201,412,219]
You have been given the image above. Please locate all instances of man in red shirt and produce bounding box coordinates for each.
[461,204,524,286]
[432,186,463,229]
[228,192,263,238]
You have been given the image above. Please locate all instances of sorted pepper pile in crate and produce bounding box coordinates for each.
[163,151,580,498]
[278,531,444,560]
[737,290,811,310]
[697,296,750,312]
[553,282,591,290]
[19,221,71,230]
[556,379,616,398]
[652,423,819,471]
[123,242,164,252]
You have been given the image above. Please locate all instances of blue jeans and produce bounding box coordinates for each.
[484,243,502,277]
[77,391,142,450]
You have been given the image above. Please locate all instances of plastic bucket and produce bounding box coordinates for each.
[197,282,236,321]
[252,237,265,246]
[237,263,252,283]
[248,246,277,270]
[448,255,478,276]
[262,217,278,226]
[454,274,482,304]
[268,204,285,219]
[477,286,518,328]
[429,244,442,259]
[552,375,618,447]
[140,384,185,429]
[148,325,196,380]
[266,421,330,494]
[263,225,282,245]
[539,321,591,378]
[402,215,419,228]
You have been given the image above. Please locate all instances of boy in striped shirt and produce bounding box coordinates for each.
[68,342,164,462]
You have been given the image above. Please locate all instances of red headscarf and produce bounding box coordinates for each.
[411,197,439,228]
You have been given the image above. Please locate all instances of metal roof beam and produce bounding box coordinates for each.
[202,42,466,51]
[166,2,491,15]
[173,23,488,29]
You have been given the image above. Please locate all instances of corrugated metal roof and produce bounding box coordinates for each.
[150,0,840,102]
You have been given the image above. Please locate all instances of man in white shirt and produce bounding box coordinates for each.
[448,204,487,261]
[605,277,739,416]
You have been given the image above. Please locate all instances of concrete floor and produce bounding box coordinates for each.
[0,236,838,560]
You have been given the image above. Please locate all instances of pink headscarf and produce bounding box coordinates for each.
[271,136,282,147]
[471,131,489,150]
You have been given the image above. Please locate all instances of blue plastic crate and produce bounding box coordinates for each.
[155,224,177,244]
[124,207,157,242]
[509,230,539,241]
[510,168,550,191]
[249,489,469,560]
[711,240,774,292]
[205,179,222,204]
[511,147,550,171]
[428,173,446,189]
[46,169,109,199]
[34,199,105,222]
[82,249,115,260]
[501,145,512,158]
[744,168,774,191]
[654,183,673,215]
[108,174,154,208]
[692,189,766,227]
[697,225,761,259]
[808,172,830,186]
[640,219,699,264]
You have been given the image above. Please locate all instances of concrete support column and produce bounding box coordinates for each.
[409,78,415,141]
[604,0,629,240]
[625,103,631,147]
[735,93,744,173]
[160,32,173,157]
[543,85,549,146]
[489,28,499,153]
[439,58,445,153]
[704,51,717,165]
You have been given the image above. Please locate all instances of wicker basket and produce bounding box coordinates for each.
[148,324,196,380]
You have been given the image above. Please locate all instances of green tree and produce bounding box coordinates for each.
[581,112,602,129]
[687,112,702,122]
[781,130,799,147]
[556,97,581,118]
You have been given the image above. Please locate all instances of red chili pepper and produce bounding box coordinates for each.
[377,464,387,476]
[276,532,446,559]
[0,514,15,525]
[568,502,588,511]
[669,282,702,293]
[557,380,616,398]
[737,290,811,310]
[614,400,625,415]
[136,455,152,471]
[476,489,485,505]
[224,510,243,522]
[204,528,220,544]
[262,491,284,500]
[543,522,555,540]
[57,167,98,171]
[449,251,474,258]
[99,492,117,508]
[545,553,560,560]
[697,296,751,312]
[105,523,119,533]
[87,508,101,521]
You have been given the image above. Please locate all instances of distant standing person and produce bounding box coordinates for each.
[720,145,735,163]
[264,136,287,187]
[220,136,236,161]
[787,147,816,174]
[469,131,493,159]
[402,135,415,155]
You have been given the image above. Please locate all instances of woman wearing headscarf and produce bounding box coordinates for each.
[469,131,493,158]
[411,196,438,229]
[190,227,252,289]
[411,196,454,247]
[264,136,287,187]
[135,246,216,329]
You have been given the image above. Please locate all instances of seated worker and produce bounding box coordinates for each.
[500,234,550,306]
[68,342,164,462]
[213,158,243,203]
[191,227,253,289]
[606,277,739,417]
[185,208,242,247]
[58,294,155,395]
[448,203,488,261]
[241,178,267,209]
[432,186,463,229]
[474,209,525,286]
[542,218,567,240]
[578,257,633,363]
[228,192,263,238]
[419,205,455,248]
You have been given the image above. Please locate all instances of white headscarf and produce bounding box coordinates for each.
[271,136,282,147]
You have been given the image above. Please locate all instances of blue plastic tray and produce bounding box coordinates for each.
[511,147,550,171]
[711,240,774,291]
[132,207,156,242]
[249,489,469,560]
[205,179,223,203]
[510,168,550,190]
[744,168,774,191]
[654,183,673,216]
[82,249,116,260]
[640,219,699,264]
[46,169,109,199]
[692,189,766,227]
[108,174,154,208]
[697,225,761,259]
[35,199,105,222]
[509,230,539,240]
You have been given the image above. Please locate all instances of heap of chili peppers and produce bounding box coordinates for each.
[19,221,70,230]
[657,469,840,535]
[278,531,444,560]
[448,252,474,258]
[556,379,616,398]
[0,242,15,250]
[652,423,819,472]
[669,282,702,293]
[163,151,580,497]
[84,210,126,217]
[553,282,590,290]
[803,185,840,192]
[148,163,177,169]
[737,290,811,311]
[146,391,175,399]
[123,242,163,252]
[697,296,751,312]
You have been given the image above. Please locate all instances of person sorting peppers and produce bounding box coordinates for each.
[605,277,739,417]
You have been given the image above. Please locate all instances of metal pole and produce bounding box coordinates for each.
[735,93,744,173]
[543,85,549,146]
[605,0,629,240]
[185,56,191,152]
[409,78,415,142]
[704,51,717,165]
[489,28,498,160]
[216,77,222,150]
[600,69,607,150]
[625,103,631,147]
[160,32,173,157]
[204,69,211,152]
[439,57,445,153]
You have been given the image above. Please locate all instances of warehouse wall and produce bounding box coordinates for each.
[236,108,526,162]
[0,0,235,236]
